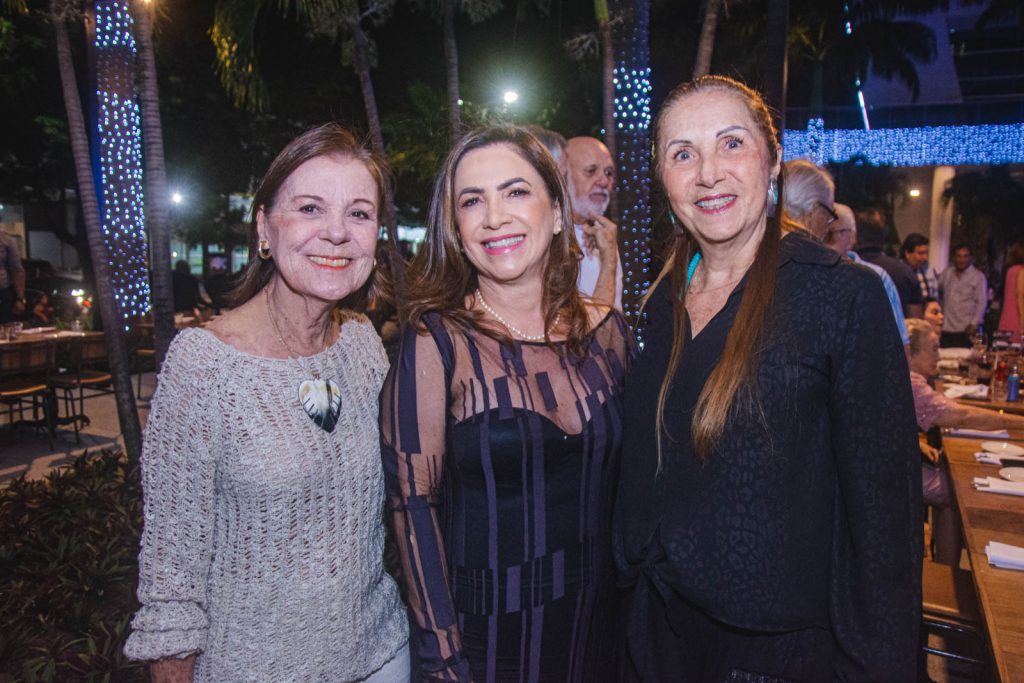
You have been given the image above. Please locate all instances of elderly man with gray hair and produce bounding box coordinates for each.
[527,129,622,310]
[825,203,909,351]
[782,158,837,241]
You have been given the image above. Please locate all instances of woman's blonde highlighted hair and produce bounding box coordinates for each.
[403,126,591,357]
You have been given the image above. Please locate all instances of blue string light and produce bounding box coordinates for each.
[95,0,151,324]
[783,118,1024,166]
[611,3,653,327]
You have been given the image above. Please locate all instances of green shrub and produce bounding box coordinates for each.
[0,450,147,682]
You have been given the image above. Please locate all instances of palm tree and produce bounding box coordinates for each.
[764,0,788,131]
[132,0,174,368]
[692,0,724,78]
[49,0,142,463]
[413,0,501,140]
[210,0,405,289]
[788,0,947,117]
[942,167,1024,276]
[563,0,616,213]
[963,0,1021,29]
[596,0,615,166]
[607,0,650,321]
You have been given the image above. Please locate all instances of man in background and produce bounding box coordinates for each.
[938,245,987,348]
[0,228,25,323]
[901,232,938,300]
[855,208,923,319]
[826,204,909,352]
[565,136,622,310]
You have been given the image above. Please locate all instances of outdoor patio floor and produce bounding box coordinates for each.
[0,372,155,484]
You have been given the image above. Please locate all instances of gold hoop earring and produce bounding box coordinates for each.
[258,239,271,260]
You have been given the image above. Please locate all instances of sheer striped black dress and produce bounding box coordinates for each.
[381,310,631,682]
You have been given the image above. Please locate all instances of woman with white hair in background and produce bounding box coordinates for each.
[906,317,1024,563]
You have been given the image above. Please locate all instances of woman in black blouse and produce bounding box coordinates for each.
[613,75,922,681]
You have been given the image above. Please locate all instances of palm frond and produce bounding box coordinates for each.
[975,0,1021,30]
[564,31,599,60]
[209,0,272,112]
[1,0,28,15]
[462,0,502,24]
[850,18,937,98]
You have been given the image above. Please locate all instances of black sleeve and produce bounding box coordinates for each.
[827,273,923,682]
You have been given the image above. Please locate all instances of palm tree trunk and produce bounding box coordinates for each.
[595,0,616,218]
[133,0,175,368]
[442,0,460,139]
[51,0,142,463]
[764,0,788,132]
[608,0,650,322]
[692,0,722,78]
[350,17,405,293]
[810,56,824,120]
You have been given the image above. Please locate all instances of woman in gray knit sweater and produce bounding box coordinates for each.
[124,124,409,682]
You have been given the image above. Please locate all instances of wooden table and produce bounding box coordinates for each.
[942,433,1024,681]
[958,396,1024,417]
[0,330,108,429]
[0,329,104,347]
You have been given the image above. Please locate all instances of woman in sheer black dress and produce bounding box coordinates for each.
[613,76,922,681]
[381,127,631,682]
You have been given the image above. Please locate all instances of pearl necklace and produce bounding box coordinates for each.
[475,288,560,342]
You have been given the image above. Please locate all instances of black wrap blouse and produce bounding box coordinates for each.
[614,231,923,681]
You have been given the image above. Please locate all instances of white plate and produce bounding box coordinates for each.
[981,441,1024,457]
[999,467,1024,483]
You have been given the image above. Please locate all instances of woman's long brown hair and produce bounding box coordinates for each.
[646,75,798,461]
[403,126,590,358]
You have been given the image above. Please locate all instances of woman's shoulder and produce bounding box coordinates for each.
[165,326,224,364]
[780,233,879,294]
[584,301,614,329]
[338,310,380,341]
[336,310,388,368]
[153,328,229,400]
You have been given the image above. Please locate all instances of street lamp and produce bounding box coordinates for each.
[503,90,519,105]
[171,191,184,205]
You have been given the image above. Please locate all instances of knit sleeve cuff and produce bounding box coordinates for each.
[123,601,208,662]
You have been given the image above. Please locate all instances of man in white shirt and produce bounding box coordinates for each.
[565,136,622,310]
[938,245,988,347]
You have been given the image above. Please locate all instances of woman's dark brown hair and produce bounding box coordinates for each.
[229,122,391,308]
[646,74,800,460]
[403,125,590,357]
[1006,243,1024,268]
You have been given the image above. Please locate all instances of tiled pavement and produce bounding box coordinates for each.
[0,372,154,484]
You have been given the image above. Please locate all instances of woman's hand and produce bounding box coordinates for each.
[150,655,195,683]
[918,439,940,466]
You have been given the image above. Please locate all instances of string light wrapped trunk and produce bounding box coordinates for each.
[609,0,652,327]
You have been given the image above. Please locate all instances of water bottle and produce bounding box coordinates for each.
[1008,364,1020,402]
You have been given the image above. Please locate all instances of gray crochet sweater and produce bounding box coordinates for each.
[124,319,407,682]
